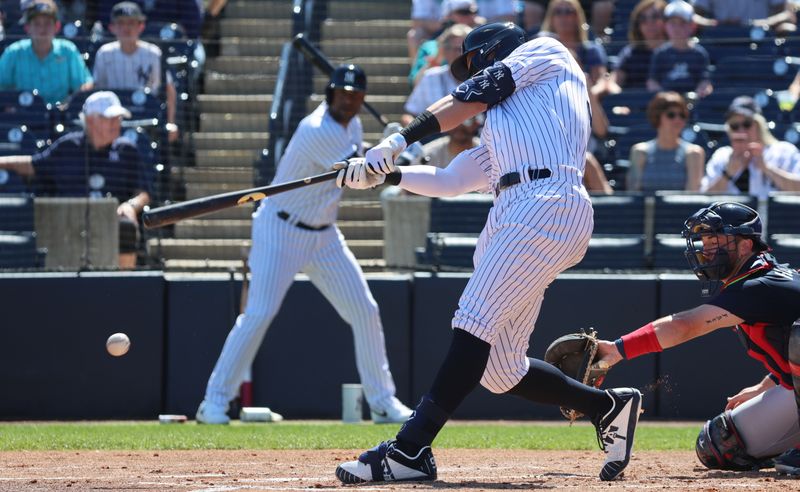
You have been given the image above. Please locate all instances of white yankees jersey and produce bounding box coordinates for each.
[268,101,362,227]
[202,102,403,413]
[92,40,165,95]
[405,65,459,115]
[451,36,595,393]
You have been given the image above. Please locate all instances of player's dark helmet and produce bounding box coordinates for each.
[682,202,769,281]
[326,64,367,104]
[450,22,526,82]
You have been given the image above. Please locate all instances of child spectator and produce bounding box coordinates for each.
[647,0,712,97]
[93,1,179,142]
[626,91,705,192]
[0,0,92,105]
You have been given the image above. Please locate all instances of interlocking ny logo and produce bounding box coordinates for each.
[344,71,356,84]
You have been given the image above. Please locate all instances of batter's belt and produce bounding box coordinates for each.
[495,168,552,195]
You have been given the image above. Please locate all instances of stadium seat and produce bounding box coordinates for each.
[653,192,756,237]
[0,90,52,133]
[590,193,645,235]
[769,234,800,266]
[418,233,477,270]
[0,231,44,269]
[712,56,796,90]
[429,194,492,234]
[0,194,34,232]
[767,193,800,235]
[572,234,646,270]
[602,90,653,128]
[692,88,774,125]
[651,233,691,271]
[605,125,656,164]
[703,39,774,66]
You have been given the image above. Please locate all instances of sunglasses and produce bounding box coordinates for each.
[729,120,753,131]
[664,110,687,120]
[639,13,663,23]
[553,7,577,16]
[453,9,476,16]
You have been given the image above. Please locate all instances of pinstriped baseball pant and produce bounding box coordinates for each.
[204,204,397,409]
[453,180,594,393]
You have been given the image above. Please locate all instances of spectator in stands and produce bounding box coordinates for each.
[522,0,545,34]
[0,91,151,268]
[627,91,705,192]
[693,0,796,33]
[421,114,482,169]
[647,0,712,97]
[0,0,92,105]
[200,0,228,58]
[403,24,471,125]
[582,0,615,39]
[538,0,608,88]
[701,95,800,198]
[93,2,179,142]
[408,0,445,62]
[599,0,667,94]
[409,0,483,86]
[475,0,516,23]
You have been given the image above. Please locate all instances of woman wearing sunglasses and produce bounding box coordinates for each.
[538,0,607,88]
[702,96,800,197]
[627,91,705,192]
[604,0,667,93]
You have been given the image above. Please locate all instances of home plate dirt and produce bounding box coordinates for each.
[0,450,796,491]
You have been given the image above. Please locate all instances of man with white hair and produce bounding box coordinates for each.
[0,91,152,269]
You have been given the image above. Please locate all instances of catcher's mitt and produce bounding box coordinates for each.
[544,328,609,421]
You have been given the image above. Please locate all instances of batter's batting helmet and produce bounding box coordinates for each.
[326,64,367,104]
[450,22,526,82]
[682,202,769,281]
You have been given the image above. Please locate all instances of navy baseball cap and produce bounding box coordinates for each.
[21,0,58,24]
[111,1,146,21]
[725,96,761,120]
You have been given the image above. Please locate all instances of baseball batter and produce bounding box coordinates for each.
[334,23,641,483]
[195,65,412,425]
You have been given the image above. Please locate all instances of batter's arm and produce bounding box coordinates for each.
[0,155,34,177]
[394,150,490,197]
[425,95,486,134]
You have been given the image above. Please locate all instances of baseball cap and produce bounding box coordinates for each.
[21,0,58,24]
[442,0,478,18]
[664,0,693,22]
[82,91,132,119]
[111,1,146,21]
[725,96,761,119]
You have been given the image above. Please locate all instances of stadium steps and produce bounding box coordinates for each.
[328,1,410,20]
[206,56,411,76]
[191,132,269,151]
[205,74,410,97]
[195,149,260,168]
[220,19,292,38]
[200,113,269,133]
[161,257,387,272]
[150,238,383,260]
[321,19,410,39]
[180,167,254,184]
[174,219,384,240]
[225,1,295,18]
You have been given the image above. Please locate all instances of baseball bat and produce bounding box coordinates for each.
[142,165,343,229]
[292,33,390,127]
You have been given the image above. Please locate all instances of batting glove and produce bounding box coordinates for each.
[365,133,406,175]
[335,159,386,189]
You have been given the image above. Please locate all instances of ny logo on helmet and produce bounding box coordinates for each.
[344,71,356,84]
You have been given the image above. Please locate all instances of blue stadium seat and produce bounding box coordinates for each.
[418,233,477,271]
[602,90,653,128]
[0,194,34,232]
[651,233,691,271]
[605,125,656,163]
[653,192,756,236]
[769,234,800,266]
[692,88,777,125]
[429,194,492,234]
[0,90,52,133]
[572,234,646,271]
[0,231,44,269]
[767,193,800,235]
[590,193,645,235]
[712,56,795,90]
[703,40,775,66]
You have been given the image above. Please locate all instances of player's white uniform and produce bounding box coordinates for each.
[203,102,400,410]
[92,40,166,95]
[454,37,594,393]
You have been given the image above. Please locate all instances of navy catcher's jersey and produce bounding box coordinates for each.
[706,253,800,389]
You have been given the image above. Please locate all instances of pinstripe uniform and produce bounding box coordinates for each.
[92,40,165,95]
[203,102,401,410]
[454,37,595,393]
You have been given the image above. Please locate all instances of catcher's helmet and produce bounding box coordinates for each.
[682,202,769,281]
[326,64,367,104]
[450,21,526,82]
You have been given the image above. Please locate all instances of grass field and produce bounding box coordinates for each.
[0,421,699,451]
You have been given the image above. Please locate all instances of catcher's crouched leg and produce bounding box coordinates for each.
[696,385,800,470]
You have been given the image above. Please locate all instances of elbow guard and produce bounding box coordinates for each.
[452,62,515,108]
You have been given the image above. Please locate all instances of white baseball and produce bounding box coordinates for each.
[106,333,130,357]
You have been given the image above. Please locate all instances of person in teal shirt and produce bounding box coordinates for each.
[0,0,93,105]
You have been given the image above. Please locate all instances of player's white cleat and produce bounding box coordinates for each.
[594,387,642,481]
[196,400,230,425]
[370,397,413,424]
[335,439,437,484]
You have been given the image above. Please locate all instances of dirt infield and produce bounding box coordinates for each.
[0,449,796,491]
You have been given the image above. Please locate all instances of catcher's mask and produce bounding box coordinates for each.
[682,202,769,282]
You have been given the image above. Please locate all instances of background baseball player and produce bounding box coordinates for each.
[333,23,642,484]
[594,202,800,475]
[195,65,413,425]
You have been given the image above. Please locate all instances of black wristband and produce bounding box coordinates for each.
[385,168,402,185]
[614,338,627,360]
[400,110,441,146]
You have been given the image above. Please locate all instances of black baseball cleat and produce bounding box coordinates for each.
[775,448,800,475]
[335,439,437,484]
[594,387,643,481]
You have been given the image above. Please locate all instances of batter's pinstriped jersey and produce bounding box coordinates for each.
[268,102,362,227]
[92,41,166,95]
[473,36,591,187]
